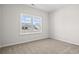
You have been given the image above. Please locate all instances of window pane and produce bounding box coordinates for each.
[21,15,31,23]
[33,17,42,32]
[21,15,32,30]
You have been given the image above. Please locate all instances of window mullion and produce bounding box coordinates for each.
[31,16,33,32]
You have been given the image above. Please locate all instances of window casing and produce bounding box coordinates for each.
[20,13,42,34]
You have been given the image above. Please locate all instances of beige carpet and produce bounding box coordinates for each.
[0,38,79,54]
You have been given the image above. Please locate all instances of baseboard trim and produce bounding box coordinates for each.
[0,37,49,48]
[51,37,79,46]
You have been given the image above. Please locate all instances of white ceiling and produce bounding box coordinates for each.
[27,4,68,12]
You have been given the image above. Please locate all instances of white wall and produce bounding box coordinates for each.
[50,5,79,45]
[0,5,2,47]
[0,5,49,47]
[2,4,79,47]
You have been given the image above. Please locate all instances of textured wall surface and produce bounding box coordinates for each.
[0,5,2,47]
[0,5,49,47]
[50,5,79,45]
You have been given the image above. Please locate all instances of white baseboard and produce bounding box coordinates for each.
[51,36,79,46]
[0,35,49,48]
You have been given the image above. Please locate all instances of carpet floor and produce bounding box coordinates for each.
[0,38,79,54]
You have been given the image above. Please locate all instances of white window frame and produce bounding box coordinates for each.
[20,13,42,35]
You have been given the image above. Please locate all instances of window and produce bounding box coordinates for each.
[21,15,32,30]
[20,14,42,34]
[33,16,42,32]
